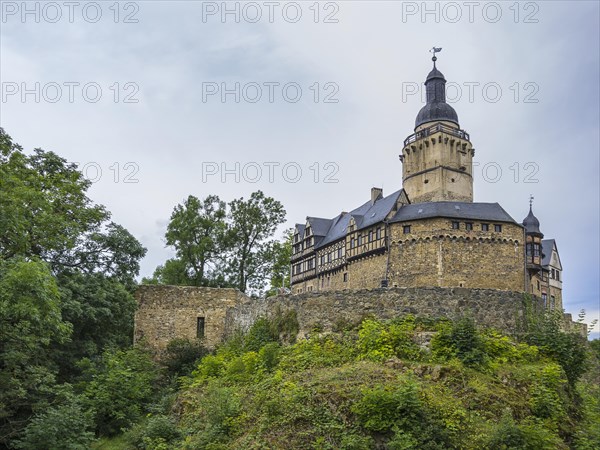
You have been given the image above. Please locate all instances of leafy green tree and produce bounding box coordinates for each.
[51,272,138,380]
[13,387,95,450]
[163,195,228,286]
[523,307,588,385]
[226,191,286,294]
[268,229,293,295]
[0,128,146,284]
[81,347,160,436]
[0,258,72,446]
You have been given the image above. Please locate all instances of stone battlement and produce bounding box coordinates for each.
[134,285,587,353]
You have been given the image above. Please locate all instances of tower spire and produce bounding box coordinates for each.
[430,46,442,68]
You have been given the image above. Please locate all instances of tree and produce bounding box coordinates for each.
[163,195,228,286]
[0,127,146,285]
[51,272,138,380]
[226,191,286,294]
[267,229,293,295]
[0,258,72,446]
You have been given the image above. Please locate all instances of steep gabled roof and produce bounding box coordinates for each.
[541,239,561,269]
[307,217,333,236]
[389,201,519,224]
[315,189,405,249]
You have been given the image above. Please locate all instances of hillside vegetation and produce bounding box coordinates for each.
[96,313,599,450]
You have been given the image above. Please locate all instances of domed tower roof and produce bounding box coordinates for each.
[415,54,459,129]
[523,205,543,236]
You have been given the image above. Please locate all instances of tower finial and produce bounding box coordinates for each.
[529,194,534,209]
[430,46,442,66]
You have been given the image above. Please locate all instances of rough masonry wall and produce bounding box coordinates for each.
[134,286,250,351]
[225,287,542,338]
[388,219,525,291]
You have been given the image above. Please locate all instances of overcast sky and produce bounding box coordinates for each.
[1,1,598,336]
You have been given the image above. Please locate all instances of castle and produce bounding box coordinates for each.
[134,53,579,353]
[290,53,563,310]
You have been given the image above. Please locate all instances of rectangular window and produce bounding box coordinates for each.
[494,224,502,232]
[327,253,331,263]
[550,295,556,309]
[542,293,547,306]
[481,223,489,231]
[537,280,540,290]
[368,230,373,243]
[337,248,342,259]
[357,235,362,246]
[403,225,411,234]
[551,268,555,279]
[376,227,381,240]
[534,244,540,257]
[350,238,355,249]
[452,221,460,230]
[556,271,560,281]
[465,222,473,231]
[343,273,348,282]
[197,317,205,339]
[320,255,325,265]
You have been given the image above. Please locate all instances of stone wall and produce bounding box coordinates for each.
[134,286,251,351]
[388,218,525,291]
[225,287,543,339]
[135,286,586,355]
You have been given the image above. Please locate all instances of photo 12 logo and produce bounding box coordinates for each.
[201,1,340,24]
[201,161,340,183]
[401,1,540,24]
[402,81,540,104]
[202,82,339,104]
[1,1,140,24]
[1,82,140,104]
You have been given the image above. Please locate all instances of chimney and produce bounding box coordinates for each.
[371,187,383,204]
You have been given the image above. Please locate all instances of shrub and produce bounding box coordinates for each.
[163,338,209,377]
[13,391,95,450]
[82,347,160,436]
[431,317,486,367]
[127,415,181,449]
[244,317,277,353]
[352,380,423,432]
[486,413,562,449]
[357,318,421,361]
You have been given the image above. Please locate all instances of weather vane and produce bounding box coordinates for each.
[529,194,534,207]
[430,46,442,64]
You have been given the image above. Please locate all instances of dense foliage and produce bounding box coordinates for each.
[1,128,598,449]
[94,315,599,450]
[0,128,146,447]
[144,191,288,295]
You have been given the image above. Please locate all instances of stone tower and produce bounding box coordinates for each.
[400,53,474,203]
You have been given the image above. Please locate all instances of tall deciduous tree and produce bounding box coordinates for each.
[268,229,293,294]
[226,191,286,294]
[163,195,228,286]
[0,259,72,446]
[0,128,146,285]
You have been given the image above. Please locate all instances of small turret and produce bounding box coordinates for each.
[523,197,544,270]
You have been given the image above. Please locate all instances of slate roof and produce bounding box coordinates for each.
[541,239,556,267]
[302,189,405,249]
[389,201,519,224]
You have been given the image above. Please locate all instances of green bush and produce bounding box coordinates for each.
[13,391,95,450]
[352,380,423,432]
[357,317,421,361]
[82,347,160,436]
[486,414,562,449]
[244,317,277,353]
[163,338,209,377]
[431,317,486,367]
[126,415,181,449]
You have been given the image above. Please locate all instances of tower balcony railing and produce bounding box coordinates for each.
[403,123,470,147]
